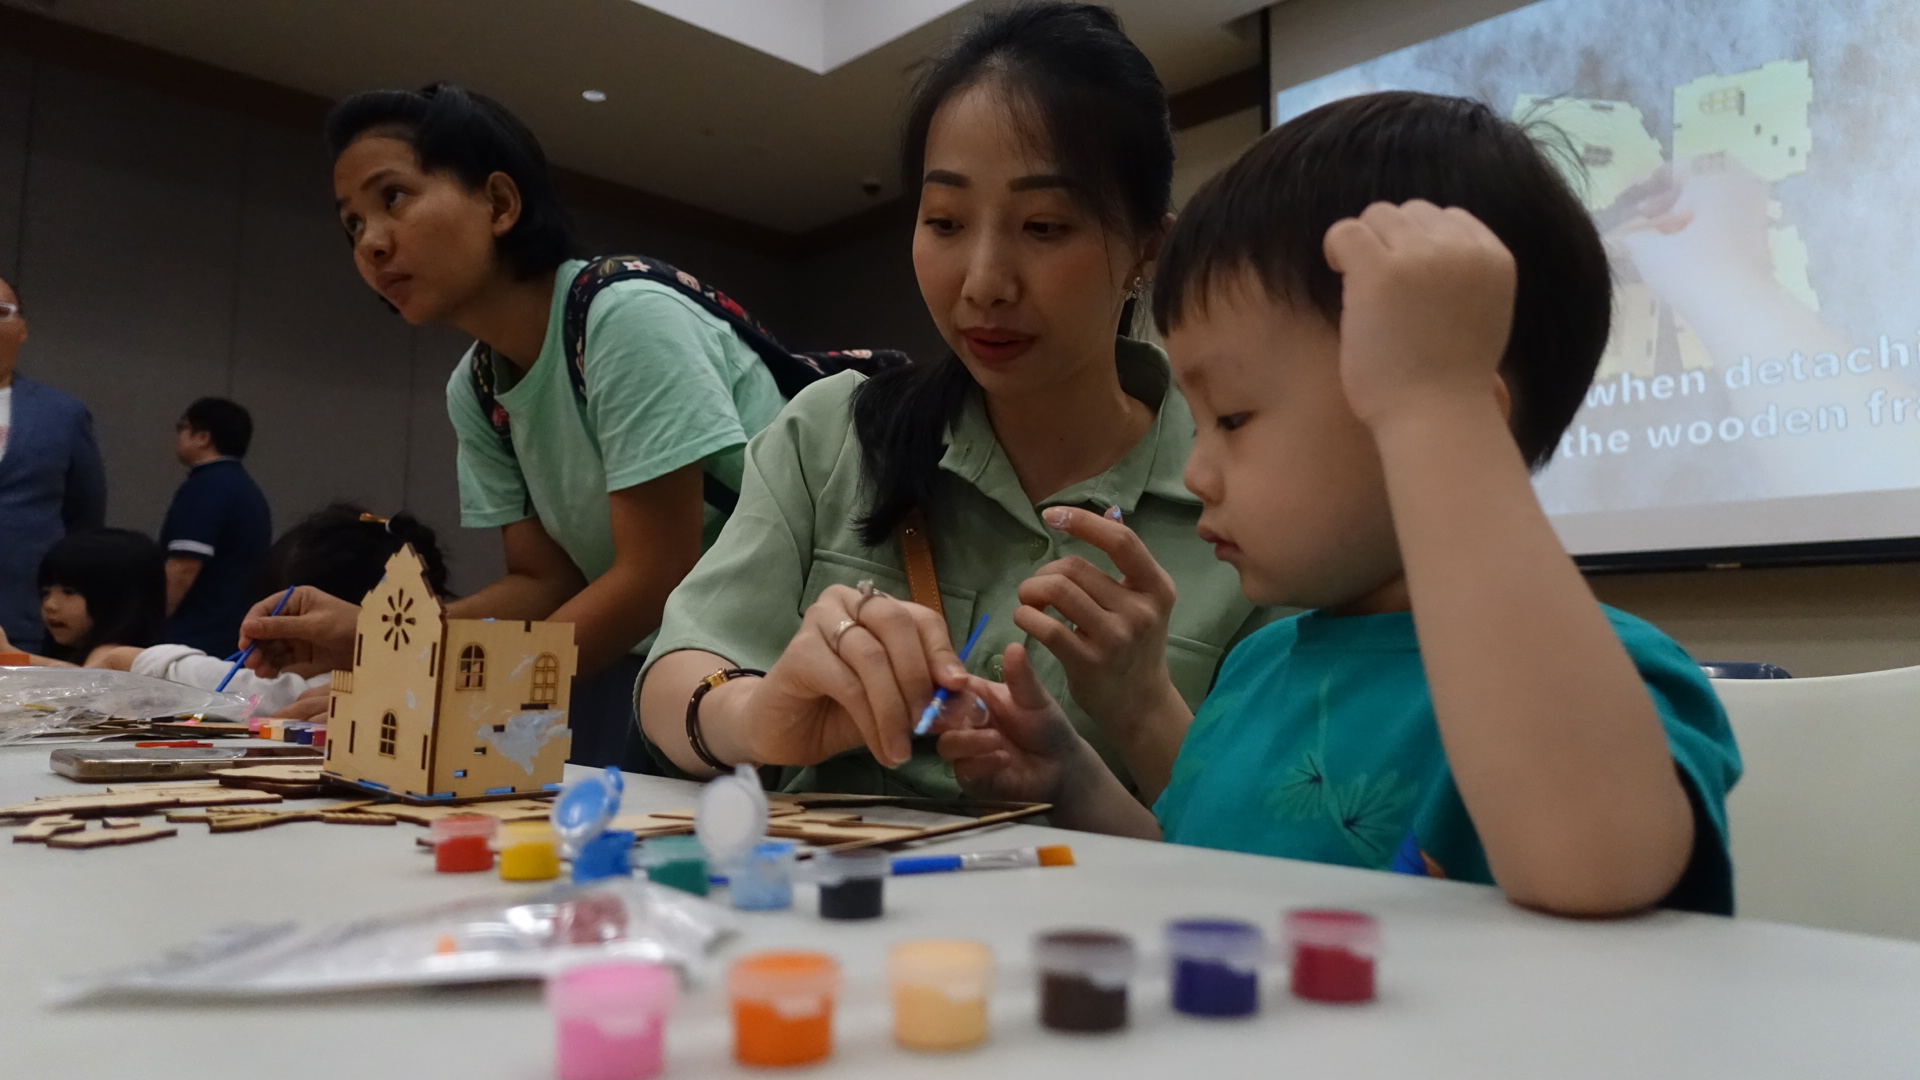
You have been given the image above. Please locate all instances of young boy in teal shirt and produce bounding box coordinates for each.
[935,91,1741,917]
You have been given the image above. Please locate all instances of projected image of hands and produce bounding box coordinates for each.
[1274,0,1920,551]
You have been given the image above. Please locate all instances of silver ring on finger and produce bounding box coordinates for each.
[850,578,880,619]
[829,617,859,653]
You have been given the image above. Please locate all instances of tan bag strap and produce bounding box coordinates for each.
[897,508,944,617]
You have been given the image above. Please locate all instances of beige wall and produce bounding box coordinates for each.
[1591,564,1920,677]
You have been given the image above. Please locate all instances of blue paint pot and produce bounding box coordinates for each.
[1167,918,1263,1017]
[728,840,797,911]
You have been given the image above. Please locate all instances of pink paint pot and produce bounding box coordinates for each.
[549,961,678,1080]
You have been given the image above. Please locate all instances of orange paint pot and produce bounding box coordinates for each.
[727,951,840,1067]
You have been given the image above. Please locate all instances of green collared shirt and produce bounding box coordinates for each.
[642,339,1274,797]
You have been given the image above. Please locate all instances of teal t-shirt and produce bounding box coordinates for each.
[446,260,786,653]
[1154,605,1742,914]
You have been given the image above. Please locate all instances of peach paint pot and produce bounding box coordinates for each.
[728,951,840,1067]
[888,939,993,1052]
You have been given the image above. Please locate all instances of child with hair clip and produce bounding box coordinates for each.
[88,504,451,716]
[0,529,168,666]
[936,91,1742,918]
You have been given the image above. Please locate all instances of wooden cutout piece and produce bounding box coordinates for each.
[104,784,285,809]
[229,783,328,799]
[165,788,283,808]
[0,791,185,819]
[768,822,924,844]
[46,824,178,849]
[207,810,322,834]
[13,816,84,842]
[815,803,1052,852]
[606,813,699,838]
[147,721,252,738]
[320,811,396,826]
[379,800,555,827]
[209,764,326,783]
[106,782,221,794]
[101,817,144,828]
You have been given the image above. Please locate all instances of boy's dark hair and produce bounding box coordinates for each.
[1153,91,1612,469]
[256,503,451,604]
[37,528,167,662]
[324,82,576,279]
[182,397,254,458]
[850,1,1173,546]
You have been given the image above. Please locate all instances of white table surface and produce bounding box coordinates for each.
[3,747,1919,1079]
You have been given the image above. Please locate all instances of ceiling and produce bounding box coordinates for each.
[7,0,1266,233]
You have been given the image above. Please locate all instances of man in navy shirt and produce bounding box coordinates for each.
[161,398,271,655]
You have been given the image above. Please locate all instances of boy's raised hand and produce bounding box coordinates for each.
[1322,200,1517,431]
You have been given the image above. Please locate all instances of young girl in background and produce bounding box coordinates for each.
[89,505,449,715]
[7,529,168,665]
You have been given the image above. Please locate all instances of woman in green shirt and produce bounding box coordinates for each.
[638,3,1269,800]
[240,84,783,770]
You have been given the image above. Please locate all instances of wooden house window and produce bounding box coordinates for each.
[378,712,397,757]
[457,644,486,690]
[531,653,559,704]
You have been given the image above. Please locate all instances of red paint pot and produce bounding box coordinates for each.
[1284,909,1378,1003]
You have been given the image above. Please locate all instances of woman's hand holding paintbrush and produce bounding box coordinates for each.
[235,586,360,678]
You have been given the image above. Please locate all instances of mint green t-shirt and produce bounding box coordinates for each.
[446,259,785,654]
[1154,605,1743,914]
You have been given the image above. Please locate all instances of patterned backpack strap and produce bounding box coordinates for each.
[559,255,912,400]
[797,347,914,382]
[469,343,517,457]
[555,256,913,514]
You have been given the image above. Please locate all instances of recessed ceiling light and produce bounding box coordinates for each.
[581,89,608,103]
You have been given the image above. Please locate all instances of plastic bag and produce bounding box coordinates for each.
[48,879,736,1003]
[0,667,251,745]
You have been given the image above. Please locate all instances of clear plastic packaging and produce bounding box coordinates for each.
[0,668,250,745]
[47,880,735,1003]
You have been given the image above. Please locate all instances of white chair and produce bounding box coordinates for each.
[1712,667,1920,941]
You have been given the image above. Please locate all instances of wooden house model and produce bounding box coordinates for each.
[324,546,577,802]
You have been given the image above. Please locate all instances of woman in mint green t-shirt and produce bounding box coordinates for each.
[238,83,780,770]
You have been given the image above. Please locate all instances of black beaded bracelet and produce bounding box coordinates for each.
[686,667,765,772]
